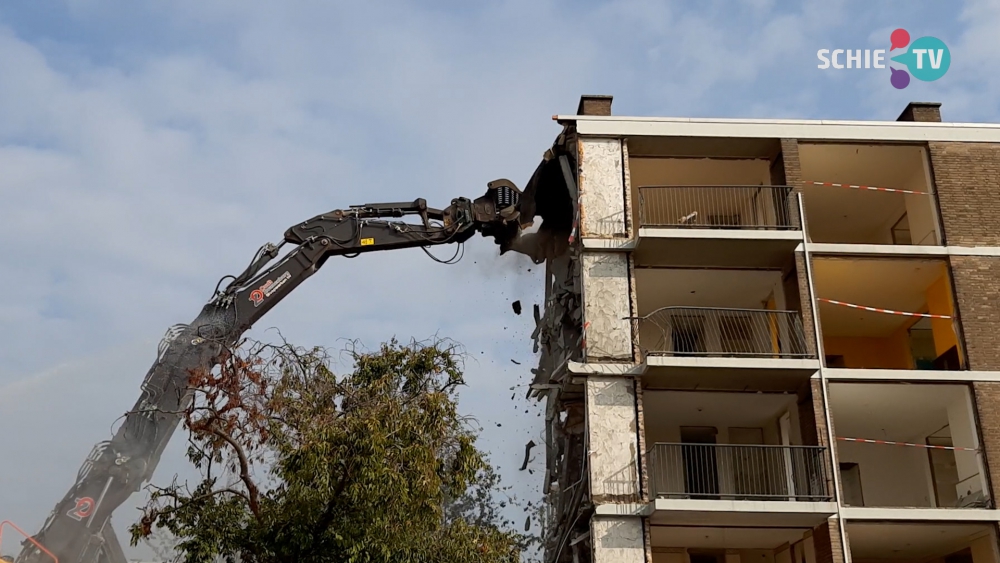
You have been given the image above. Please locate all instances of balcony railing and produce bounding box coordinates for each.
[638,185,797,230]
[649,443,832,501]
[631,307,811,359]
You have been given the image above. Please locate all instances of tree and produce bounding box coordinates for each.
[129,337,527,563]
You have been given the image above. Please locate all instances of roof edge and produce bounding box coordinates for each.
[553,114,1000,129]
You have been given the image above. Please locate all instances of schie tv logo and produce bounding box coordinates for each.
[817,28,950,89]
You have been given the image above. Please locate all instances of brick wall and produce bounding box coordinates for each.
[642,519,653,563]
[794,253,819,358]
[951,256,1000,499]
[812,519,846,563]
[811,379,838,499]
[949,256,1000,370]
[928,142,1000,247]
[781,139,804,229]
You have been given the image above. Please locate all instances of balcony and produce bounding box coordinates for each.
[829,382,991,512]
[632,306,818,391]
[633,185,802,268]
[647,443,834,527]
[799,143,943,248]
[650,443,830,501]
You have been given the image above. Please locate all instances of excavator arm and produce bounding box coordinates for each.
[15,180,527,563]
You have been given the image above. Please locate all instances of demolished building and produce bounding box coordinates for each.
[525,96,1000,563]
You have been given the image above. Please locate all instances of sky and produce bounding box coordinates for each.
[1,0,999,560]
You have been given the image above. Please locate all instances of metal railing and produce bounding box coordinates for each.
[638,185,796,230]
[648,443,831,501]
[631,306,811,359]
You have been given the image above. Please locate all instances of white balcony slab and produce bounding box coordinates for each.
[642,357,820,392]
[824,368,1000,383]
[841,507,1000,522]
[635,229,801,267]
[650,498,837,527]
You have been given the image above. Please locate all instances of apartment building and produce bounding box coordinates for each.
[527,95,1000,563]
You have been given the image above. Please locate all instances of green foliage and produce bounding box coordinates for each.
[130,338,526,563]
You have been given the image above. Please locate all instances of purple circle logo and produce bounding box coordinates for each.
[890,67,911,89]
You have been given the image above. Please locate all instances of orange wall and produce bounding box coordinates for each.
[926,273,960,357]
[824,322,915,369]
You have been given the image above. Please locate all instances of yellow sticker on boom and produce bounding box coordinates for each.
[360,237,375,246]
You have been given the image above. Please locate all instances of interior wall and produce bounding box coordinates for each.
[643,391,801,445]
[947,393,988,501]
[904,162,940,245]
[630,158,772,186]
[823,323,914,369]
[837,441,933,507]
[635,269,785,314]
[971,533,999,563]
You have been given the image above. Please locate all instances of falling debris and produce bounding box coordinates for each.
[496,423,502,427]
[520,440,537,471]
[511,393,515,400]
[524,516,531,532]
[512,300,522,315]
[510,359,521,365]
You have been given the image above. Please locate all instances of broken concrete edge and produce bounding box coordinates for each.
[566,360,646,376]
[581,237,636,250]
[592,502,654,517]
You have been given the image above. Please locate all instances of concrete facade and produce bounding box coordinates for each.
[531,96,1000,563]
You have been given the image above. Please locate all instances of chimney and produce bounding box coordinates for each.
[897,102,942,122]
[577,95,613,116]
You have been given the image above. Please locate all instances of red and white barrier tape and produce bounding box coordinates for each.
[805,181,930,195]
[818,298,952,319]
[838,437,978,452]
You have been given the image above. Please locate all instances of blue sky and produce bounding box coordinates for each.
[1,0,998,559]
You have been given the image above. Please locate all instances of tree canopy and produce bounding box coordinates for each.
[130,338,528,563]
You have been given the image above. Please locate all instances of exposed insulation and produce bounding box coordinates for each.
[591,517,646,563]
[581,253,633,361]
[586,377,640,502]
[579,139,627,238]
